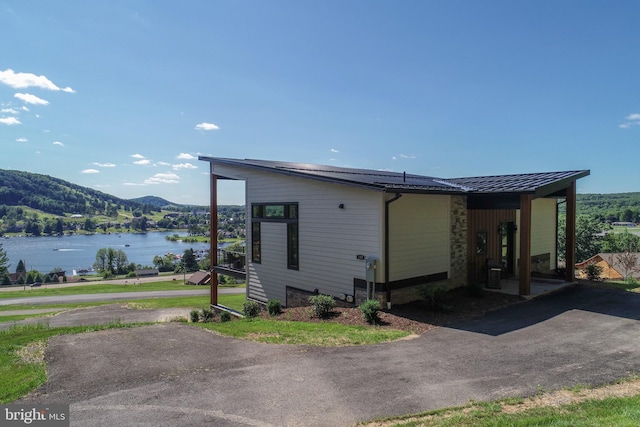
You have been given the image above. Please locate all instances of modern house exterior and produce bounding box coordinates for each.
[198,157,589,308]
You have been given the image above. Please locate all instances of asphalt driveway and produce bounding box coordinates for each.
[15,285,640,426]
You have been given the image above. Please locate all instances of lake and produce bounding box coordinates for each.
[0,232,217,275]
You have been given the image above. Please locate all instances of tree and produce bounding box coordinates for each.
[602,230,640,253]
[0,244,10,276]
[93,247,127,275]
[575,215,605,263]
[182,248,199,272]
[84,217,96,232]
[15,259,26,274]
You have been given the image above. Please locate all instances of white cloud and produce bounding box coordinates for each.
[53,141,64,147]
[144,172,180,185]
[14,93,49,105]
[16,137,27,142]
[92,162,116,167]
[195,122,220,131]
[81,169,100,174]
[131,153,146,159]
[134,159,151,165]
[393,154,417,160]
[620,113,640,129]
[0,116,20,125]
[1,108,18,114]
[330,148,339,153]
[172,162,197,170]
[21,106,29,112]
[177,153,196,159]
[156,161,170,166]
[0,69,75,92]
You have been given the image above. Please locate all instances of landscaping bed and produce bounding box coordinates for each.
[263,287,523,334]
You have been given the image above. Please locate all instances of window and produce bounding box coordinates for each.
[251,203,298,269]
[476,231,487,254]
[287,223,298,269]
[251,222,261,263]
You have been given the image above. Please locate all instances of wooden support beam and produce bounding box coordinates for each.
[209,166,219,306]
[519,194,532,296]
[565,181,577,282]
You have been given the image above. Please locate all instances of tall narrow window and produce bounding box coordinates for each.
[251,222,261,263]
[287,222,298,270]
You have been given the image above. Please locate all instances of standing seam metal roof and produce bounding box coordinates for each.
[199,157,589,195]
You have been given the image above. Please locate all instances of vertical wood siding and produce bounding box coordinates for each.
[388,194,451,281]
[466,209,517,284]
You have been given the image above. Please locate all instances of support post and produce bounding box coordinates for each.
[565,181,577,283]
[519,194,532,296]
[209,166,219,306]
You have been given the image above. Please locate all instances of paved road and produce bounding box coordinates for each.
[15,285,640,426]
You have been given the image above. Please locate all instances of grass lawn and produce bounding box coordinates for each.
[369,387,640,426]
[0,294,246,321]
[197,318,410,346]
[0,281,218,298]
[0,322,146,403]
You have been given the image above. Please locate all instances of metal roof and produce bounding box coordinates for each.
[199,157,589,196]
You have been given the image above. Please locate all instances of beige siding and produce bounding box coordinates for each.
[388,194,451,281]
[212,164,385,303]
[530,198,558,269]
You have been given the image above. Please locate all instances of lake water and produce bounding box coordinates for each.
[0,232,215,275]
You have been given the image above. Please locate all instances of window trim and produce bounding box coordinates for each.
[251,203,298,270]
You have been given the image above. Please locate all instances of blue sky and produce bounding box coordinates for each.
[1,1,639,205]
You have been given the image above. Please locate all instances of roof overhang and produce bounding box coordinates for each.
[199,157,590,202]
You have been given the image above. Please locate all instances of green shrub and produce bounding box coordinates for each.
[420,285,453,312]
[190,309,200,323]
[220,311,232,322]
[308,294,336,318]
[200,307,215,322]
[584,264,603,281]
[126,271,137,278]
[359,299,381,324]
[267,299,282,316]
[242,300,261,318]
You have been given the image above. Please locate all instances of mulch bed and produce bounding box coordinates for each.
[261,288,523,335]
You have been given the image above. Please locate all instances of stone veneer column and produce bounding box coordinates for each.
[450,195,468,288]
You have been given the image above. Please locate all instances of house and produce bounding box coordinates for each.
[198,157,589,307]
[187,271,211,285]
[576,253,640,280]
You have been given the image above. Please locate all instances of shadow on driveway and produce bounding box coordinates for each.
[450,284,640,336]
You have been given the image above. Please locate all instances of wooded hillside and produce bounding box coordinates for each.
[0,169,158,216]
[577,193,640,223]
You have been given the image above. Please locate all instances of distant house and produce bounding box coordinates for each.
[576,253,640,280]
[198,157,589,307]
[187,271,211,285]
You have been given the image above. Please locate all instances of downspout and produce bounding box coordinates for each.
[385,193,402,309]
